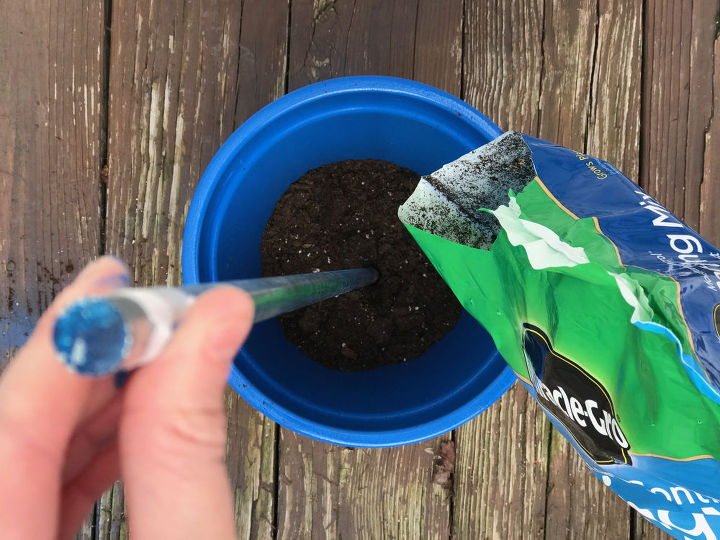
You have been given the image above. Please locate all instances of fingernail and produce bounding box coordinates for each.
[76,258,103,279]
[94,273,131,288]
[103,255,127,265]
[76,255,130,281]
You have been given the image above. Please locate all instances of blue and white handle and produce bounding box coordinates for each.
[53,268,378,376]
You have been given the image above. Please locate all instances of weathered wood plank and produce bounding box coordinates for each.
[454,384,550,539]
[225,1,290,538]
[233,0,291,128]
[97,488,113,540]
[545,439,630,540]
[104,1,286,537]
[0,1,105,371]
[96,480,128,540]
[637,2,719,537]
[276,432,341,539]
[462,0,544,136]
[585,0,643,179]
[277,1,460,538]
[699,6,720,247]
[536,0,597,149]
[456,1,550,539]
[288,0,418,88]
[106,0,242,286]
[225,390,278,539]
[110,481,128,540]
[278,431,453,539]
[413,0,463,95]
[76,505,95,540]
[641,0,718,234]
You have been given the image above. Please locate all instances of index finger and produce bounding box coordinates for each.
[0,256,129,537]
[0,256,130,433]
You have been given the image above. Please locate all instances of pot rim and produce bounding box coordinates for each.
[182,75,515,447]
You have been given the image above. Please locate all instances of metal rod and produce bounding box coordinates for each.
[53,268,378,376]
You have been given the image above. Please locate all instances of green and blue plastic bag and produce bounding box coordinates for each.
[399,132,720,539]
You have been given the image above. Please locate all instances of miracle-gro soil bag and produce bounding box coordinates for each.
[399,132,720,539]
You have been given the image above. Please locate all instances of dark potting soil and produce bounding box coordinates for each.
[260,159,462,371]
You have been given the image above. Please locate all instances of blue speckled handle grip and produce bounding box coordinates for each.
[53,268,378,376]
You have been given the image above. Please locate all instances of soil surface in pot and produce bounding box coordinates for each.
[260,159,462,371]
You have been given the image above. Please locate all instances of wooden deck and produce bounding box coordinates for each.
[1,1,719,538]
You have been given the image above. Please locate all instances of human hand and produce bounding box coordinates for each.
[0,256,254,539]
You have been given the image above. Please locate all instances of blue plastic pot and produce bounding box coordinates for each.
[182,76,515,447]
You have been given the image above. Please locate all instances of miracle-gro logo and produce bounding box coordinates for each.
[536,382,629,450]
[522,324,632,465]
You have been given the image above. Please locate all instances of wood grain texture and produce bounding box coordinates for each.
[288,0,418,89]
[234,0,291,126]
[76,507,95,540]
[225,2,289,538]
[104,1,287,537]
[413,0,463,95]
[277,431,453,539]
[454,384,550,539]
[277,1,462,538]
[97,488,112,539]
[276,432,341,539]
[226,391,278,539]
[106,0,242,286]
[699,7,720,247]
[585,0,642,179]
[641,0,719,233]
[545,439,630,540]
[536,0,597,148]
[462,0,544,136]
[110,481,128,540]
[103,0,241,531]
[95,482,127,540]
[635,510,675,539]
[0,0,105,370]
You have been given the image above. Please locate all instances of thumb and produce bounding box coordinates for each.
[135,286,254,414]
[120,286,253,540]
